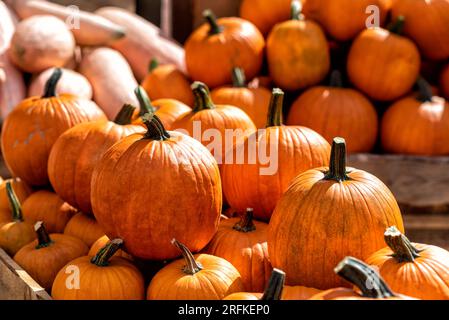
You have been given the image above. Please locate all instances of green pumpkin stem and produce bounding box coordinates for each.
[91,239,124,267]
[232,67,246,88]
[291,0,304,20]
[324,137,350,182]
[135,86,156,117]
[416,77,434,103]
[5,181,23,222]
[114,104,137,125]
[261,268,285,300]
[203,9,223,35]
[330,70,344,88]
[334,256,396,299]
[266,88,284,128]
[192,81,215,112]
[35,221,53,249]
[149,58,159,72]
[172,238,203,275]
[388,15,405,35]
[142,113,171,140]
[42,68,63,98]
[233,208,256,233]
[384,226,421,262]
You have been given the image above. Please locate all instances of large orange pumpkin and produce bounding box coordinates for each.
[268,137,404,289]
[91,113,222,260]
[0,178,32,224]
[63,212,105,247]
[185,9,265,88]
[222,88,330,221]
[240,0,293,35]
[440,64,449,100]
[1,68,106,187]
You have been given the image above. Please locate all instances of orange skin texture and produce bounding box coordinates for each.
[88,235,132,260]
[22,190,77,234]
[222,126,331,221]
[211,86,272,129]
[1,94,106,187]
[268,167,405,289]
[0,178,32,224]
[91,131,222,260]
[309,288,413,300]
[63,213,105,247]
[381,95,449,155]
[441,64,449,100]
[223,285,321,300]
[52,255,145,300]
[287,86,379,153]
[203,217,272,292]
[48,120,145,214]
[0,220,36,256]
[347,28,421,101]
[9,15,75,73]
[141,64,194,106]
[14,233,88,290]
[366,242,449,300]
[147,253,245,300]
[185,17,265,89]
[267,18,330,91]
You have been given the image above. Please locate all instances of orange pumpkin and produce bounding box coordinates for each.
[63,212,105,247]
[381,77,449,155]
[1,68,106,187]
[287,70,379,153]
[147,239,244,300]
[88,235,132,260]
[267,1,330,91]
[268,138,404,289]
[222,88,330,221]
[440,64,449,100]
[185,9,265,88]
[0,178,32,224]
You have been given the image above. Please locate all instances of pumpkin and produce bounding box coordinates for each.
[366,226,449,300]
[13,221,88,290]
[185,9,265,88]
[1,68,106,187]
[0,181,36,256]
[63,212,105,247]
[0,52,26,123]
[347,16,421,101]
[88,235,132,260]
[222,88,330,221]
[52,239,145,300]
[287,70,378,153]
[147,239,244,300]
[211,67,272,129]
[391,0,449,61]
[204,208,272,292]
[0,1,16,53]
[0,178,32,224]
[141,59,194,106]
[22,190,77,234]
[441,64,449,100]
[267,1,330,91]
[268,137,405,289]
[48,104,145,214]
[91,113,222,260]
[9,15,75,73]
[282,285,322,300]
[381,77,449,155]
[173,82,256,166]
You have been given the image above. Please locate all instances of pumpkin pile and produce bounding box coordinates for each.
[0,0,449,300]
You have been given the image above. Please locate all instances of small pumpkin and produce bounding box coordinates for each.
[88,235,132,260]
[147,239,245,300]
[287,70,378,153]
[440,64,449,100]
[0,178,32,224]
[52,239,145,300]
[267,1,330,91]
[14,221,88,290]
[63,212,105,247]
[184,9,265,88]
[268,137,405,289]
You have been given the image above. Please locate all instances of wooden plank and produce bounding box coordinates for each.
[50,0,136,12]
[403,215,449,251]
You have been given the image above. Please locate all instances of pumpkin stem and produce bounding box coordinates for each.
[261,268,285,300]
[384,226,421,262]
[203,9,223,35]
[324,137,350,182]
[5,181,23,222]
[149,58,159,72]
[192,81,215,112]
[91,239,124,267]
[334,256,396,299]
[416,77,434,103]
[142,113,171,140]
[172,238,203,275]
[233,208,256,233]
[232,67,246,88]
[114,104,137,125]
[330,70,344,88]
[290,0,304,21]
[42,68,62,98]
[135,86,156,117]
[266,88,284,128]
[388,15,405,35]
[35,221,53,249]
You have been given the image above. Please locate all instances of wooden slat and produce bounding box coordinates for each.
[404,215,449,251]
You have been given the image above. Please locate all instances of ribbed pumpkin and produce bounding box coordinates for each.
[52,239,145,300]
[366,226,449,300]
[381,78,449,155]
[147,239,244,300]
[1,68,106,187]
[204,208,272,292]
[14,221,88,290]
[22,190,77,233]
[184,9,265,88]
[63,213,105,247]
[0,178,32,224]
[88,235,132,260]
[440,64,449,100]
[268,138,404,289]
[240,0,293,35]
[287,71,378,153]
[91,113,222,260]
[211,67,272,129]
[222,89,330,221]
[267,1,330,91]
[48,104,145,214]
[347,16,421,101]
